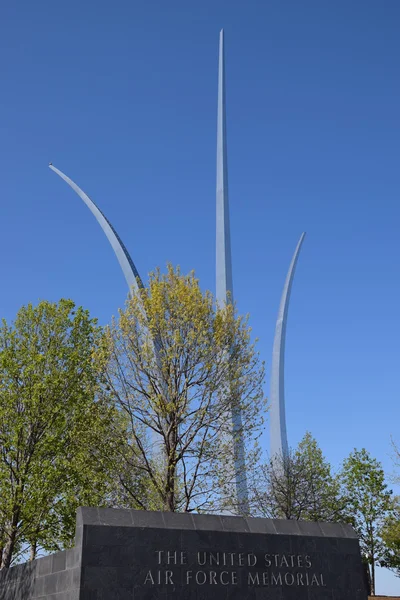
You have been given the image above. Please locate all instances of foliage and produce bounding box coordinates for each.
[251,432,343,521]
[0,299,121,568]
[340,448,393,595]
[380,496,400,578]
[100,265,265,514]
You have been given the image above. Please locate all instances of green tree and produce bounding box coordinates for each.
[340,448,393,596]
[0,299,121,568]
[381,496,400,578]
[101,265,265,514]
[251,432,343,521]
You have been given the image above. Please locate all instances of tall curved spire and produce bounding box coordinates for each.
[49,164,166,452]
[49,164,144,294]
[270,233,306,458]
[216,30,249,514]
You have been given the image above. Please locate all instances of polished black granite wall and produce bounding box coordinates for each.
[0,508,368,600]
[0,546,81,600]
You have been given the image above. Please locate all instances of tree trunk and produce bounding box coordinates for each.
[371,560,375,596]
[165,460,176,511]
[29,540,38,562]
[0,509,20,569]
[164,416,178,512]
[1,529,16,570]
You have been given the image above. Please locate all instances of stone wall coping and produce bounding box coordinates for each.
[77,507,359,539]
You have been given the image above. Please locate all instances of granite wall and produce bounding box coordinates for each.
[0,515,82,600]
[0,508,369,600]
[0,547,81,600]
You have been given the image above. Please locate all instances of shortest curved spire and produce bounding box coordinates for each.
[270,233,306,458]
[49,164,144,294]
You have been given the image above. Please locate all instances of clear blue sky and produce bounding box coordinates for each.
[1,0,400,592]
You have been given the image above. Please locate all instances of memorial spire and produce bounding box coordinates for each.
[270,233,306,458]
[216,30,249,514]
[216,29,233,305]
[49,164,144,293]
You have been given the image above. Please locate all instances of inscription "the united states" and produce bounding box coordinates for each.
[142,550,327,587]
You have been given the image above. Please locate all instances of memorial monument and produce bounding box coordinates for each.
[49,28,251,512]
[48,29,305,509]
[0,508,368,599]
[0,31,369,600]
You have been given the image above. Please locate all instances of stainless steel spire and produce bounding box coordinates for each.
[49,164,144,294]
[270,233,306,458]
[49,164,165,453]
[49,164,161,358]
[216,30,249,514]
[216,29,233,305]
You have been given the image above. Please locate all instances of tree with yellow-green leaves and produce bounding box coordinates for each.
[100,265,266,514]
[0,299,123,569]
[381,496,400,579]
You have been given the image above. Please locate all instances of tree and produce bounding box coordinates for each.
[340,448,393,596]
[0,299,121,568]
[251,432,343,521]
[381,496,400,578]
[100,265,265,514]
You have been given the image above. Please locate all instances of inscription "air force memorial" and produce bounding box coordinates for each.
[143,550,327,588]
